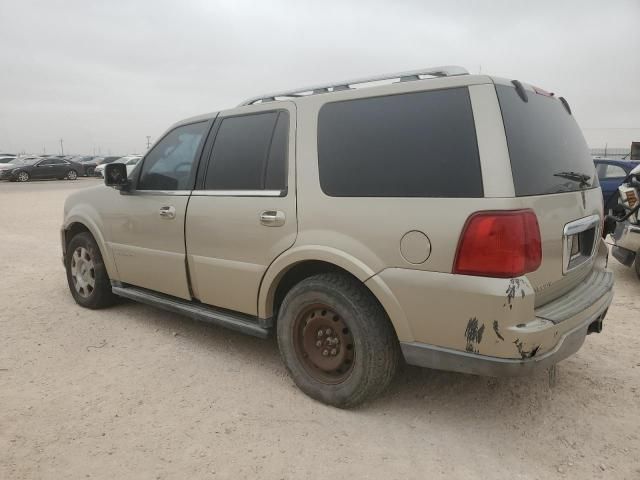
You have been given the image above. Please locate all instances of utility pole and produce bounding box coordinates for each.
[59,138,64,155]
[146,136,151,150]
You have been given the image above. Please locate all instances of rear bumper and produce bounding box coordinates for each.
[371,239,614,376]
[401,287,612,376]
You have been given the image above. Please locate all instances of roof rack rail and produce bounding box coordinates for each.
[238,65,469,106]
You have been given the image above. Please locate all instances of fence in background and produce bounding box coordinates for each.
[590,147,631,159]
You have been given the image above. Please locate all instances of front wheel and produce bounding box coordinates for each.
[277,273,400,408]
[65,232,117,309]
[66,169,78,180]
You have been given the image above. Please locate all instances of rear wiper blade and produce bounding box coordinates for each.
[553,171,591,187]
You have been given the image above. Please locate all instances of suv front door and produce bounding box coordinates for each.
[185,103,297,315]
[107,121,210,299]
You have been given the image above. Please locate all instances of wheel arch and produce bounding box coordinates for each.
[258,247,414,342]
[62,215,119,280]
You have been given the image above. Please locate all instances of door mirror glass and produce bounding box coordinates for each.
[105,163,128,187]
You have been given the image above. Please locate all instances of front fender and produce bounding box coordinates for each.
[62,205,119,281]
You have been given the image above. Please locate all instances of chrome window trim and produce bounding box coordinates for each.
[191,189,285,197]
[131,190,192,196]
[562,214,600,274]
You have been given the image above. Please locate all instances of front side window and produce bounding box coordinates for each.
[137,122,208,191]
[317,88,482,197]
[204,111,288,191]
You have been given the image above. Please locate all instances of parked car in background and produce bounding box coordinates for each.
[63,66,613,407]
[607,163,640,278]
[3,157,81,182]
[594,158,640,212]
[0,158,27,178]
[69,156,99,176]
[92,156,122,176]
[124,156,142,175]
[95,155,141,177]
[0,156,16,163]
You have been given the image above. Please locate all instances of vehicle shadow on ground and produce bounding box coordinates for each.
[105,295,597,421]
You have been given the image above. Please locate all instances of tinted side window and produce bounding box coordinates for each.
[204,111,288,191]
[317,88,482,197]
[137,122,207,191]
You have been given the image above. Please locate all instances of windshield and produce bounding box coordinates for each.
[125,157,140,165]
[496,85,598,196]
[20,158,39,165]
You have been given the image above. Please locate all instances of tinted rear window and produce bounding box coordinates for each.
[496,85,598,196]
[317,87,482,197]
[204,111,288,191]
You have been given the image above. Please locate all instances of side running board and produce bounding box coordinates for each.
[111,285,270,338]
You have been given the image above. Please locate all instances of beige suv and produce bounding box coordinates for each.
[62,66,613,407]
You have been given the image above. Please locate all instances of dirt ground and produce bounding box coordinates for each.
[1,179,639,480]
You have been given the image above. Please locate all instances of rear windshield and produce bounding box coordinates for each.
[496,85,598,196]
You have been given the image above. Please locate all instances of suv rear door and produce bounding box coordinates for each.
[495,82,603,306]
[107,120,210,299]
[185,102,297,316]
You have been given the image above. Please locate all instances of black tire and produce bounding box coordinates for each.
[65,232,117,309]
[277,273,400,408]
[66,169,78,180]
[635,249,640,280]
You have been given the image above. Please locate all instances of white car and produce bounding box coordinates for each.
[124,156,141,176]
[95,156,140,178]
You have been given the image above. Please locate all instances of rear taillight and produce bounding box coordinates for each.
[453,210,542,278]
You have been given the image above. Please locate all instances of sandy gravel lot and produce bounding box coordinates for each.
[1,179,639,480]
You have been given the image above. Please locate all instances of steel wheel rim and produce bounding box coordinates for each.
[293,304,355,384]
[18,172,28,181]
[70,246,96,298]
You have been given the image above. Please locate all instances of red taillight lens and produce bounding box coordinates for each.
[453,210,542,278]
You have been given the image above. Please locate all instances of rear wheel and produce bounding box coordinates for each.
[65,232,116,309]
[16,171,29,182]
[277,273,400,408]
[66,169,78,180]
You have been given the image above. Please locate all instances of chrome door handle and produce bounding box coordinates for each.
[159,206,176,219]
[260,210,285,227]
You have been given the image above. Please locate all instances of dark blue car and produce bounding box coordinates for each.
[594,158,640,211]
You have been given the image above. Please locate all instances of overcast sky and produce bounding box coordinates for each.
[0,0,638,155]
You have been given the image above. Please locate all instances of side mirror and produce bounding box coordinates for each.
[104,163,128,188]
